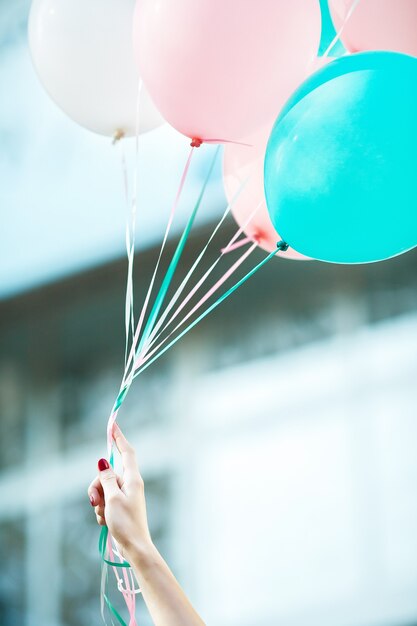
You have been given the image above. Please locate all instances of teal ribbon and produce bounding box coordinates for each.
[100,147,220,625]
[103,593,128,626]
[100,526,131,625]
[318,0,346,57]
[132,243,282,381]
[99,526,131,568]
[134,146,220,359]
[99,149,282,626]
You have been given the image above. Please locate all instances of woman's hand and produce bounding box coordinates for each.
[88,424,206,625]
[87,423,152,560]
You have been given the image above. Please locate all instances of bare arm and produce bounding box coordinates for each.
[88,424,205,626]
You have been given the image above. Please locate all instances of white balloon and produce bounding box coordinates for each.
[28,0,163,137]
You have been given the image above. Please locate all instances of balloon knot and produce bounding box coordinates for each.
[277,240,289,252]
[190,137,202,148]
[253,230,265,244]
[112,129,125,145]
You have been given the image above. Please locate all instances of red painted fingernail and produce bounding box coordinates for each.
[98,458,109,471]
[89,495,95,506]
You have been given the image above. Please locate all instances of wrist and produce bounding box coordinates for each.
[123,538,160,569]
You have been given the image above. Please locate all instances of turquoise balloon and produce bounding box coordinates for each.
[264,52,417,264]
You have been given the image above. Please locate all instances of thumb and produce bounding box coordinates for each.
[97,458,120,500]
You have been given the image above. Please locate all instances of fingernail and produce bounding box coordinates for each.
[89,495,95,507]
[98,458,109,471]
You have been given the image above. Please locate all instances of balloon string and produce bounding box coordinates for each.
[119,161,255,421]
[322,0,361,58]
[132,244,283,379]
[124,78,143,365]
[101,80,143,626]
[119,145,220,401]
[100,527,140,623]
[137,177,250,357]
[106,186,260,452]
[221,236,252,254]
[140,200,263,357]
[104,466,136,625]
[100,527,133,626]
[120,145,195,394]
[131,147,220,365]
[116,139,133,368]
[134,242,257,373]
[203,137,252,147]
[138,205,231,356]
[104,145,220,510]
[140,244,252,369]
[108,533,134,615]
[99,149,275,622]
[101,147,199,466]
[101,146,220,624]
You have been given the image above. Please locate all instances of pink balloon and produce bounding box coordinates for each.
[329,0,417,56]
[224,124,308,260]
[223,56,334,260]
[133,0,321,143]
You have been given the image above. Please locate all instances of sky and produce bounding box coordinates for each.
[0,0,225,299]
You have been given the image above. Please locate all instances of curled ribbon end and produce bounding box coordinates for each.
[118,577,142,596]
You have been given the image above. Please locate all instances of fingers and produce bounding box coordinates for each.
[88,475,104,507]
[113,423,141,487]
[95,503,106,526]
[97,458,121,501]
[96,511,106,526]
[88,473,124,511]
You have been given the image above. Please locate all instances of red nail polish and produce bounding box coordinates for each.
[89,496,95,507]
[98,458,109,471]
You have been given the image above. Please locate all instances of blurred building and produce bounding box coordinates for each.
[1,230,417,626]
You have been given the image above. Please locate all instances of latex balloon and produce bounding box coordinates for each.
[133,0,321,143]
[223,56,333,260]
[28,0,163,137]
[264,52,417,264]
[224,126,307,260]
[329,0,417,57]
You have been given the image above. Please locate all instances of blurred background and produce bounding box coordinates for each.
[1,1,417,625]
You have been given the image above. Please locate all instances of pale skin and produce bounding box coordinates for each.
[88,423,205,626]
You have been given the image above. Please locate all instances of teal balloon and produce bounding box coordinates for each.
[264,52,417,264]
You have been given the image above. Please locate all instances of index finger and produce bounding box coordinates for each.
[113,423,140,481]
[88,475,104,507]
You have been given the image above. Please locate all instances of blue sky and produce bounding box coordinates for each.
[0,1,225,299]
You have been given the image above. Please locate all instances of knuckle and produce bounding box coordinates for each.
[131,475,144,490]
[101,472,115,483]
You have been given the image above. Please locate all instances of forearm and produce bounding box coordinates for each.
[126,541,206,626]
